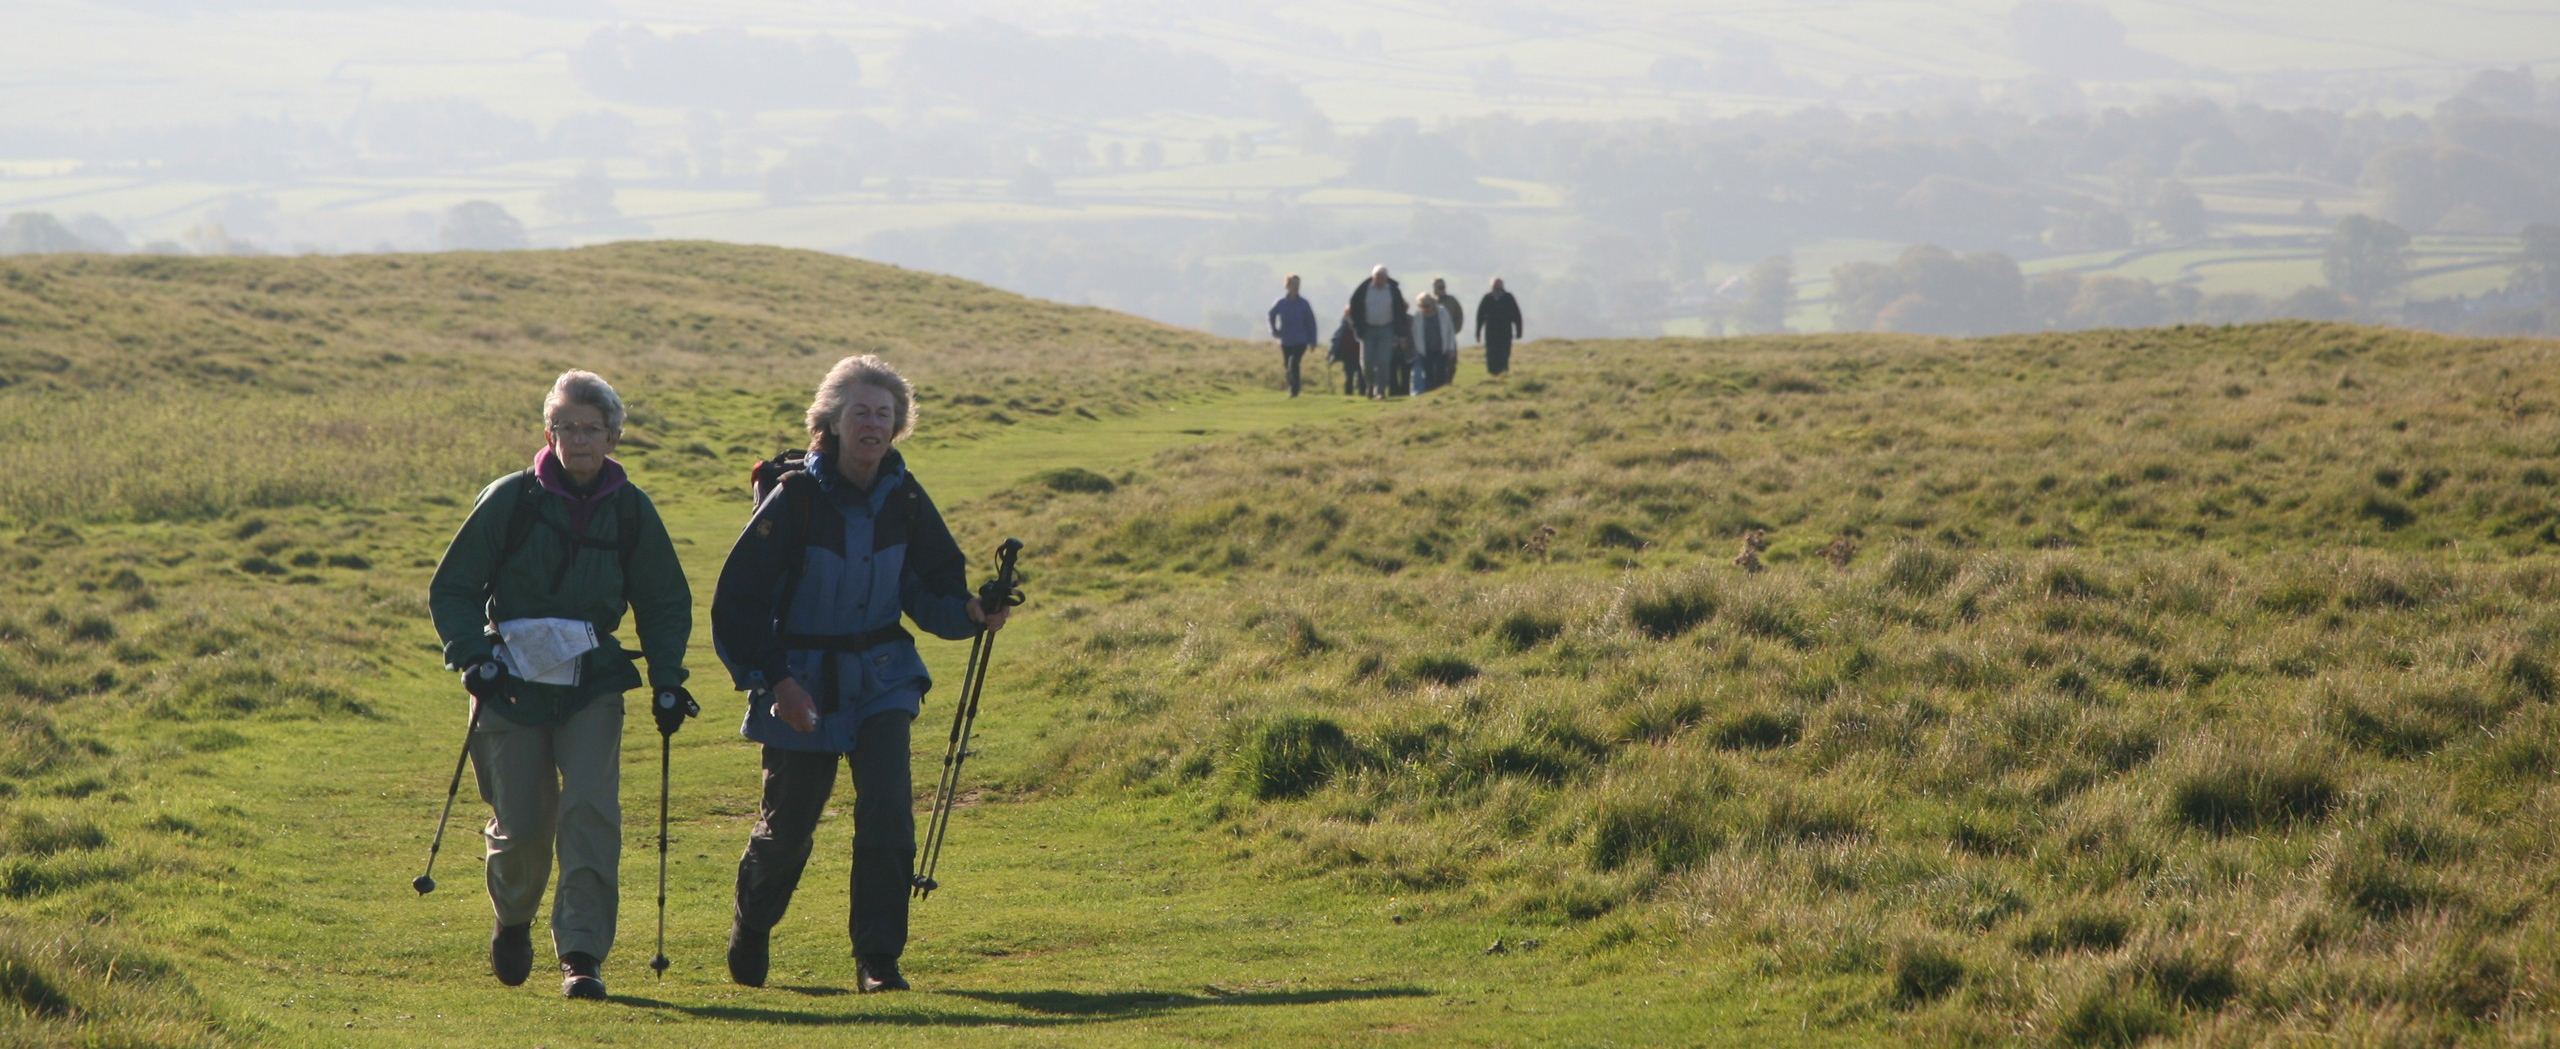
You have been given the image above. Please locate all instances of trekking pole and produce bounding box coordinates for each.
[649,730,672,979]
[914,538,1025,900]
[414,685,488,896]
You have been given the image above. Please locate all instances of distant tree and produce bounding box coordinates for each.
[2362,143,2540,231]
[2108,155,2156,215]
[1204,135,1232,165]
[1254,75,1315,124]
[2064,275,2167,329]
[2007,0,2170,77]
[1345,119,1477,197]
[2152,180,2208,241]
[66,215,130,253]
[2456,67,2536,113]
[2048,201,2132,251]
[1470,56,1519,99]
[440,201,528,251]
[2516,223,2560,300]
[2024,271,2081,329]
[1136,140,1165,170]
[1830,260,1900,331]
[2322,214,2410,302]
[1736,254,1794,334]
[539,164,620,223]
[353,97,541,169]
[2270,286,2353,321]
[2195,291,2268,324]
[0,212,92,254]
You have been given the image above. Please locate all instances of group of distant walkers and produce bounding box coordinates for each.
[1265,266,1525,398]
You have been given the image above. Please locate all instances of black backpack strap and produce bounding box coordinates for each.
[772,470,818,617]
[485,471,544,606]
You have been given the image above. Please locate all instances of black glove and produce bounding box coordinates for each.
[652,686,699,737]
[461,659,512,706]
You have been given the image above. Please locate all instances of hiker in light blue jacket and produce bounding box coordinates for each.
[710,354,1010,995]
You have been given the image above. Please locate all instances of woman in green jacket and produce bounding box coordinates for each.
[426,369,695,1001]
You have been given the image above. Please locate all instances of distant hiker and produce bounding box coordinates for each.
[1267,273,1320,398]
[710,355,1012,995]
[1428,277,1466,385]
[1327,306,1365,396]
[426,369,696,1002]
[1411,293,1449,395]
[1348,264,1407,400]
[1476,277,1524,377]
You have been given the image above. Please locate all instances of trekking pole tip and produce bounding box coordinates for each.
[650,954,669,977]
[412,874,436,895]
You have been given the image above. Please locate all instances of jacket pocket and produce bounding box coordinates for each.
[868,644,931,697]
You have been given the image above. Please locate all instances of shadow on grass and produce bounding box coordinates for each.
[610,984,1429,1027]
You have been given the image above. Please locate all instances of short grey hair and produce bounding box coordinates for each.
[805,354,917,451]
[544,369,625,435]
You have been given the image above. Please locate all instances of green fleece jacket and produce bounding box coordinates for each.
[427,464,691,726]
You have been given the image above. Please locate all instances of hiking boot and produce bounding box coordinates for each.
[856,954,909,993]
[490,922,532,987]
[727,922,769,988]
[560,952,607,1000]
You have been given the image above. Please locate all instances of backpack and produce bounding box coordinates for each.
[747,449,927,617]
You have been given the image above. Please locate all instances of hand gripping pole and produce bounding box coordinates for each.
[914,538,1025,900]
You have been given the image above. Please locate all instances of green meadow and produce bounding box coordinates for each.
[5,244,2560,1047]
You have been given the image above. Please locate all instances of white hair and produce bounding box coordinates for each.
[806,354,918,451]
[544,370,626,435]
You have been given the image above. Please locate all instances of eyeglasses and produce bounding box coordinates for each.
[548,423,612,444]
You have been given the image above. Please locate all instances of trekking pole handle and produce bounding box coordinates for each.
[978,538,1026,612]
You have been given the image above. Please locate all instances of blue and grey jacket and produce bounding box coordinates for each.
[710,448,978,753]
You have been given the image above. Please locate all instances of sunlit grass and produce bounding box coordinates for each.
[9,239,2560,1046]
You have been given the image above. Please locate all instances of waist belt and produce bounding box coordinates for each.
[779,624,913,717]
[780,624,912,652]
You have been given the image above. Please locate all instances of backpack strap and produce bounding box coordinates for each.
[496,472,643,599]
[485,471,544,607]
[772,469,818,617]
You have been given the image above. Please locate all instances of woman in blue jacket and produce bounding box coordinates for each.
[710,354,1010,993]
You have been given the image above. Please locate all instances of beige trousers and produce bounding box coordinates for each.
[469,694,623,962]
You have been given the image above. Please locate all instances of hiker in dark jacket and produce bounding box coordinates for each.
[1348,265,1407,399]
[711,354,1011,995]
[1327,306,1364,396]
[1428,277,1466,386]
[427,369,694,1002]
[1475,277,1525,377]
[1267,273,1320,398]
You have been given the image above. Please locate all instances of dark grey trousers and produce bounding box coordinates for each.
[732,711,916,958]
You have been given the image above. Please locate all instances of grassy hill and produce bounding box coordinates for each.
[4,243,2559,1047]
